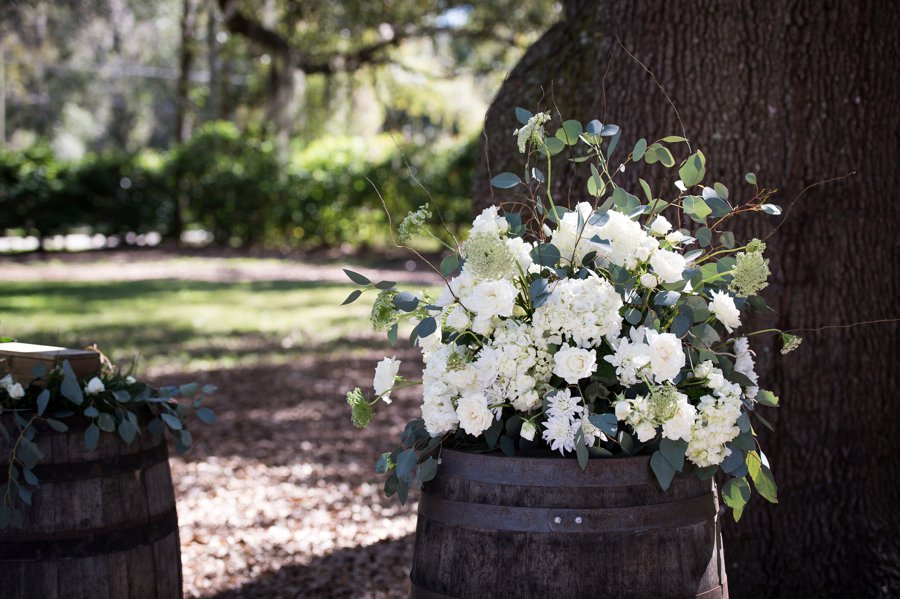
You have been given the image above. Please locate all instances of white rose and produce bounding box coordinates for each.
[635,421,657,442]
[552,346,597,384]
[645,331,686,383]
[373,357,401,403]
[466,279,517,319]
[649,215,672,236]
[614,400,632,420]
[456,392,494,436]
[445,305,471,332]
[520,420,537,441]
[709,290,742,332]
[649,249,687,284]
[639,273,658,289]
[85,377,105,396]
[7,382,25,400]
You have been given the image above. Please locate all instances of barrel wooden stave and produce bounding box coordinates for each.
[0,414,182,599]
[410,450,727,599]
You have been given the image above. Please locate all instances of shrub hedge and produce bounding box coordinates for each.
[0,122,475,248]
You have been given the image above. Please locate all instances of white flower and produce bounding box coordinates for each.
[639,273,658,289]
[542,415,576,455]
[546,388,584,421]
[0,374,12,387]
[645,330,686,383]
[552,346,596,384]
[85,377,105,396]
[445,305,471,332]
[7,382,25,400]
[505,237,534,271]
[649,249,687,284]
[125,375,137,385]
[373,357,401,404]
[532,276,623,348]
[594,210,659,270]
[733,337,759,386]
[634,421,657,442]
[604,335,651,386]
[665,231,689,245]
[661,398,697,442]
[693,360,714,380]
[579,417,606,446]
[708,370,726,390]
[709,291,742,332]
[614,399,632,421]
[466,279,517,319]
[515,111,551,153]
[520,420,537,441]
[456,392,494,436]
[649,215,672,236]
[470,205,509,237]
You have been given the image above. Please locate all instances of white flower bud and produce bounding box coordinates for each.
[520,420,537,441]
[85,377,106,396]
[640,273,658,289]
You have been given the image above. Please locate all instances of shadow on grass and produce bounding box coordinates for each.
[208,535,415,599]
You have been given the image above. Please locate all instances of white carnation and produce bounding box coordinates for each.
[456,392,494,436]
[373,357,401,404]
[709,291,742,333]
[552,346,596,384]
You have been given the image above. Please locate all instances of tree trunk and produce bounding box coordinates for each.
[172,0,198,244]
[473,1,900,596]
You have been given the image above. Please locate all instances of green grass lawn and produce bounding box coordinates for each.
[0,278,402,373]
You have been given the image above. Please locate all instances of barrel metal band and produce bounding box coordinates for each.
[409,578,727,599]
[0,507,178,560]
[418,491,716,534]
[24,442,168,483]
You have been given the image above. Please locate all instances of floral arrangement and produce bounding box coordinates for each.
[344,108,801,520]
[0,348,215,528]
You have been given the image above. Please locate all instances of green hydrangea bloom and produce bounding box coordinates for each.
[398,204,432,242]
[649,384,680,423]
[780,333,802,355]
[730,239,770,297]
[370,289,399,332]
[347,387,373,428]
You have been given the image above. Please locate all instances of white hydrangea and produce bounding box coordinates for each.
[481,321,553,412]
[505,236,534,272]
[734,337,759,399]
[444,305,471,332]
[685,393,743,467]
[709,290,742,333]
[548,202,610,267]
[533,275,623,348]
[470,205,510,237]
[661,398,697,442]
[594,209,659,270]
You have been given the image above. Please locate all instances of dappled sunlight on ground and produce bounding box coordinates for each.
[159,351,424,597]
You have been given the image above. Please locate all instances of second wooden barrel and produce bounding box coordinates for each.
[0,414,182,599]
[410,449,727,599]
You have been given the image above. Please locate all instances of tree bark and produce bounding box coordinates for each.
[473,1,900,596]
[172,0,198,244]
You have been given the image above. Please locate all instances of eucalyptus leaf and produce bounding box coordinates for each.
[514,107,532,125]
[650,451,676,491]
[342,269,371,286]
[491,172,522,189]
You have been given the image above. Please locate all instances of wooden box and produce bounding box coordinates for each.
[0,342,101,384]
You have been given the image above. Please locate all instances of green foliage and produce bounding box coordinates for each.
[0,126,476,249]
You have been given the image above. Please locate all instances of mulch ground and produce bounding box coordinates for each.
[159,351,423,598]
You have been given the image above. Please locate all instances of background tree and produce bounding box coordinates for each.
[473,1,900,596]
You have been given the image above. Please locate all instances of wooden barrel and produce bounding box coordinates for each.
[410,449,727,599]
[0,414,182,599]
